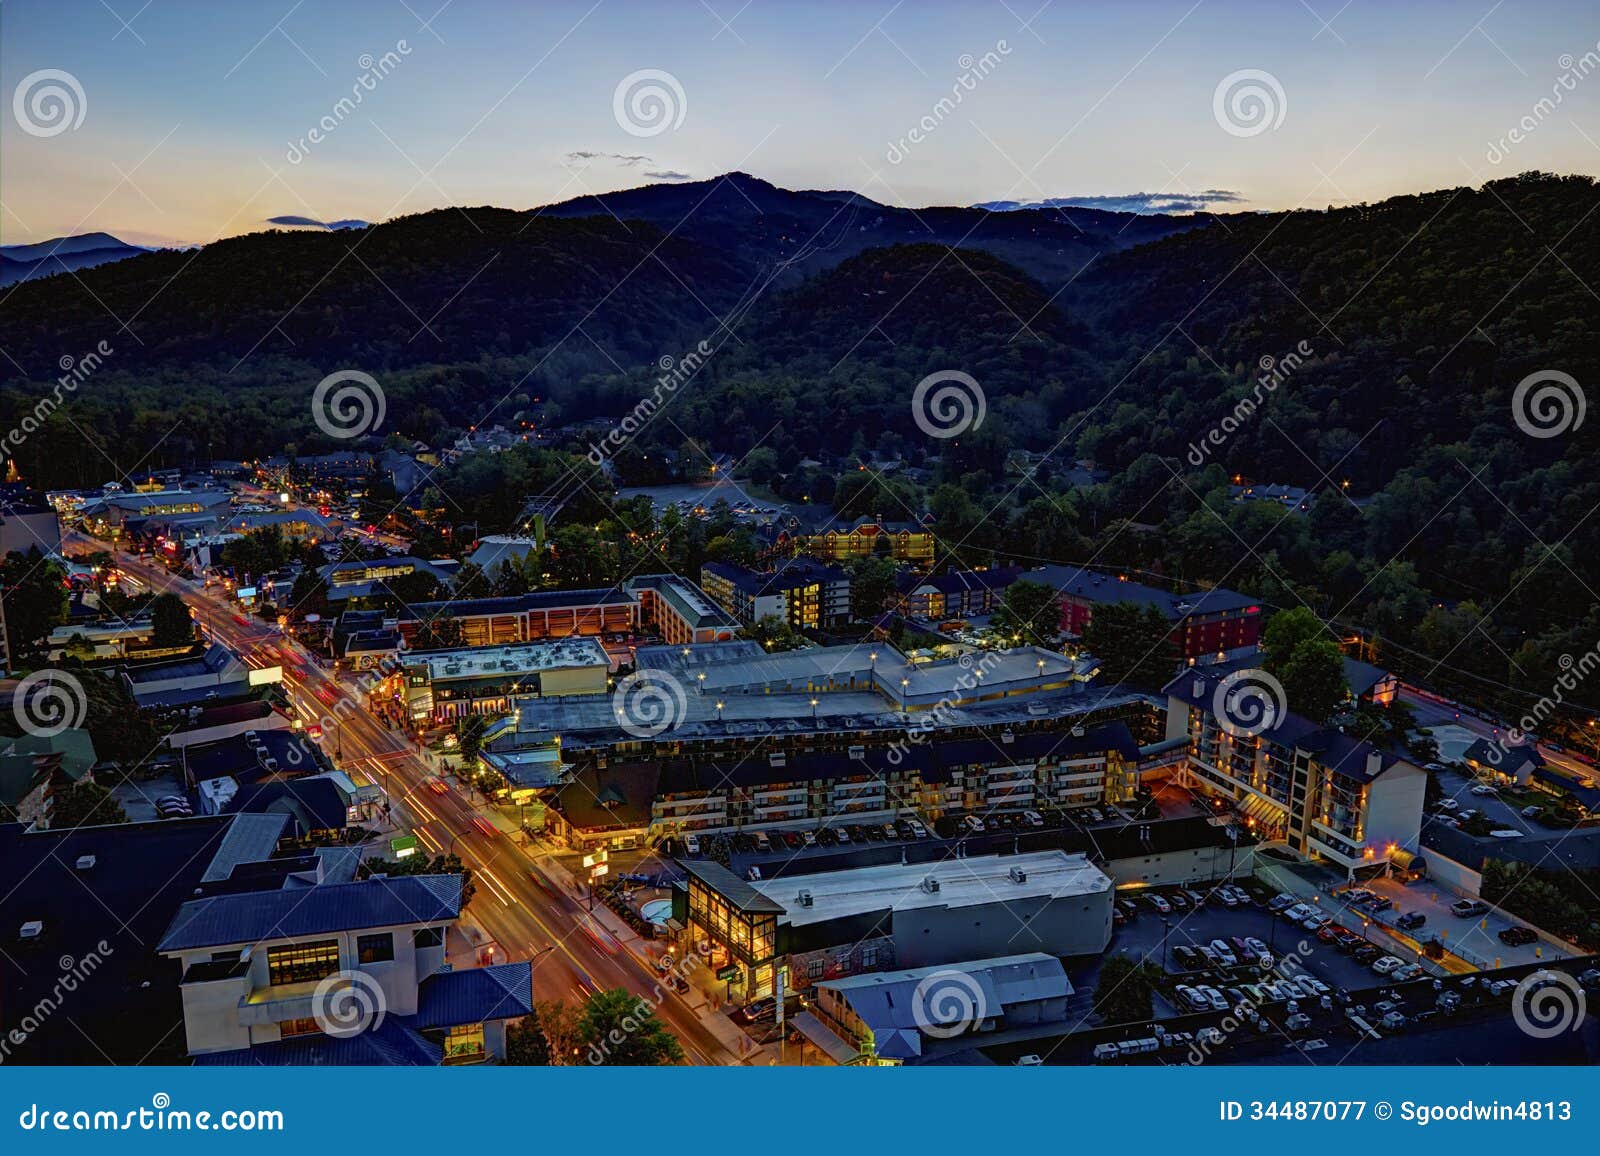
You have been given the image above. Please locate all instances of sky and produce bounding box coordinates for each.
[3,0,1600,247]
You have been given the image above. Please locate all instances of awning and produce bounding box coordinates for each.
[1238,790,1287,826]
[791,1011,862,1066]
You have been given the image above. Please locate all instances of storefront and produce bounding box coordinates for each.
[678,860,782,1002]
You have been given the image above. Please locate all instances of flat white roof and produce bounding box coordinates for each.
[407,638,608,681]
[751,850,1111,927]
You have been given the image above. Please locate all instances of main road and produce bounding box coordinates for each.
[73,532,740,1065]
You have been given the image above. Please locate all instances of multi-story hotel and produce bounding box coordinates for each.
[700,558,852,630]
[779,518,937,566]
[1030,566,1263,664]
[1160,664,1426,879]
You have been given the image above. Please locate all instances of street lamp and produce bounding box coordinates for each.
[900,677,909,710]
[716,700,725,722]
[811,697,819,725]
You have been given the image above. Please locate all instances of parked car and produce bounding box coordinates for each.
[1451,899,1489,918]
[1352,944,1382,965]
[1172,945,1200,970]
[960,815,986,836]
[1167,891,1190,911]
[833,828,850,845]
[1371,955,1405,975]
[1198,985,1229,1012]
[1208,939,1238,967]
[684,834,701,855]
[802,830,817,847]
[907,818,929,839]
[1470,784,1497,797]
[1498,926,1538,946]
[1392,964,1425,982]
[1396,911,1427,930]
[1147,893,1172,914]
[1281,903,1314,923]
[1244,938,1272,966]
[1302,913,1333,932]
[1014,1054,1043,1066]
[1267,894,1295,913]
[1367,897,1394,913]
[1021,810,1045,828]
[1521,805,1543,818]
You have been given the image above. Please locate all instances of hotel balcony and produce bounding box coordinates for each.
[237,975,349,1028]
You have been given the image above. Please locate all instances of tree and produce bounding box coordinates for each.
[1080,602,1179,692]
[848,556,898,622]
[358,852,476,908]
[1275,638,1348,723]
[504,1012,552,1065]
[579,988,684,1066]
[50,780,129,829]
[1262,607,1329,670]
[455,715,490,761]
[1093,953,1162,1025]
[150,592,194,647]
[0,551,68,658]
[743,614,805,652]
[412,613,464,651]
[990,579,1060,647]
[286,570,331,622]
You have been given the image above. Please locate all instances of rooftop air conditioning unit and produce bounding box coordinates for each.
[769,753,787,767]
[847,745,865,759]
[1008,867,1028,884]
[920,876,940,894]
[1001,729,1015,744]
[20,920,43,940]
[1192,678,1205,698]
[797,890,813,907]
[75,855,96,871]
[1071,726,1085,738]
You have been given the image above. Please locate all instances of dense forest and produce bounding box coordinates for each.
[2,169,1598,726]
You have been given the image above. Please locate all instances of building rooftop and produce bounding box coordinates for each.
[406,638,609,681]
[1030,565,1258,620]
[403,586,638,621]
[747,850,1111,928]
[703,558,850,596]
[159,874,464,952]
[626,573,739,630]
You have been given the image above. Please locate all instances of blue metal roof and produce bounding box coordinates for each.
[414,962,534,1028]
[193,1017,442,1066]
[159,874,463,952]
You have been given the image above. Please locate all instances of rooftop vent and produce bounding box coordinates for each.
[1192,677,1206,698]
[1365,750,1384,777]
[74,855,96,871]
[796,889,813,908]
[20,920,43,940]
[1001,729,1015,744]
[920,876,940,895]
[1008,866,1028,884]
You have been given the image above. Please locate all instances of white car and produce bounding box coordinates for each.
[1147,894,1172,914]
[1208,939,1238,967]
[1470,784,1497,797]
[1281,903,1314,923]
[1021,810,1045,828]
[1198,986,1229,1012]
[906,819,928,838]
[684,834,701,855]
[834,828,851,845]
[1392,964,1425,982]
[1176,985,1208,1011]
[1302,913,1333,932]
[1244,938,1272,966]
[1015,1054,1043,1066]
[1436,799,1460,812]
[1371,955,1405,975]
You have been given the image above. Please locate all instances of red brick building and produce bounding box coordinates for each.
[1031,566,1262,664]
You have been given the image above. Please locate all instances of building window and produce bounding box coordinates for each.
[279,1017,322,1038]
[357,932,395,964]
[413,927,444,950]
[267,940,341,987]
[445,1022,487,1062]
[808,959,824,980]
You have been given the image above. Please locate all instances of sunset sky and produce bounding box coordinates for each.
[4,0,1599,247]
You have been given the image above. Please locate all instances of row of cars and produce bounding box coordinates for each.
[681,816,932,857]
[1140,882,1255,916]
[1173,971,1332,1015]
[1339,888,1541,946]
[1268,894,1430,979]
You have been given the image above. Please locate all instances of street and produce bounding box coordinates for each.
[82,533,741,1066]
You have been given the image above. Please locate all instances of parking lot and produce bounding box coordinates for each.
[1355,875,1565,967]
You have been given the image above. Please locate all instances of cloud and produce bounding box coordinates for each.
[644,169,691,182]
[975,190,1245,215]
[265,215,369,230]
[565,150,654,167]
